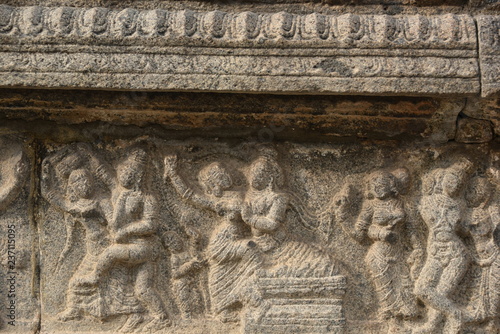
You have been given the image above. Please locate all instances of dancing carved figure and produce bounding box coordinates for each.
[414,160,473,334]
[80,147,170,332]
[162,229,206,320]
[164,156,260,323]
[41,144,144,327]
[242,154,337,279]
[464,176,500,331]
[353,169,420,330]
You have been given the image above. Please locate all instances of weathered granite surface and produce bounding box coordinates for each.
[0,0,499,334]
[0,92,498,334]
[0,3,497,95]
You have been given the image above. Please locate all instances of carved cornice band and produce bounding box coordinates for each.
[0,5,477,49]
[0,5,498,97]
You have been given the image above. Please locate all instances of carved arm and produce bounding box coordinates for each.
[114,195,156,242]
[164,155,216,211]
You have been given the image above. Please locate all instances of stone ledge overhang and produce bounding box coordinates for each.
[0,5,497,96]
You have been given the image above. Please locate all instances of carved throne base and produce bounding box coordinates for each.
[244,276,346,334]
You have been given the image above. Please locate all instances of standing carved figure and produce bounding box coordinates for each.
[164,156,260,323]
[41,144,144,329]
[162,229,206,320]
[353,169,420,331]
[414,160,473,334]
[79,147,170,332]
[464,176,500,331]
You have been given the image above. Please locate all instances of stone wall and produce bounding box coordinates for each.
[0,1,499,334]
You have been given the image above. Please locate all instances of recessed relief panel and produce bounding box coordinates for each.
[36,138,500,334]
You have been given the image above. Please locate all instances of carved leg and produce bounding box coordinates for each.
[77,244,132,286]
[173,279,193,319]
[436,254,469,333]
[414,258,444,333]
[134,262,171,332]
[118,313,144,333]
[57,307,82,322]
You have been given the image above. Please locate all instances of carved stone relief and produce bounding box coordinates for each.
[31,136,500,333]
[0,1,498,333]
[0,135,37,333]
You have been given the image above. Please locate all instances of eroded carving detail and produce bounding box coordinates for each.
[463,175,500,331]
[351,168,421,332]
[42,144,170,333]
[38,141,500,334]
[0,6,476,49]
[0,135,36,331]
[0,136,29,212]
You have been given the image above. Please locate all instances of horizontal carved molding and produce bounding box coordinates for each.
[0,5,497,96]
[0,6,477,49]
[0,53,479,78]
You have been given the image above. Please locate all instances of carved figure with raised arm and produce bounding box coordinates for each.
[164,155,260,324]
[414,159,473,334]
[41,144,146,330]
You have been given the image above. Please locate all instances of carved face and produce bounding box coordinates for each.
[442,172,463,197]
[117,153,146,189]
[392,168,411,195]
[199,162,233,197]
[68,169,94,199]
[465,177,491,208]
[249,159,270,190]
[369,172,395,200]
[249,157,283,191]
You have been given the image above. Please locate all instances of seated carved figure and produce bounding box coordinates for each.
[242,154,337,279]
[78,147,171,333]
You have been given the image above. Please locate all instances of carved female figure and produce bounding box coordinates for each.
[241,154,336,278]
[41,145,144,328]
[414,160,473,334]
[353,169,419,326]
[164,156,260,323]
[464,176,500,330]
[80,147,170,332]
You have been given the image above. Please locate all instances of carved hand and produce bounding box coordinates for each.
[163,155,178,178]
[15,156,28,176]
[190,260,205,271]
[407,248,424,266]
[241,203,253,222]
[380,228,397,243]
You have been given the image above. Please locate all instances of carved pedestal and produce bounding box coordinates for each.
[244,276,346,334]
